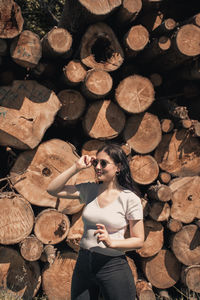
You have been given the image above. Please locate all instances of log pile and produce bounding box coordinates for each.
[0,0,200,299]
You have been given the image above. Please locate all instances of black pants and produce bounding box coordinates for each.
[71,248,136,300]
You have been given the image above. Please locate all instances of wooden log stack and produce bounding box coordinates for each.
[0,0,200,299]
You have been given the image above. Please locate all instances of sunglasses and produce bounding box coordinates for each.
[92,159,114,169]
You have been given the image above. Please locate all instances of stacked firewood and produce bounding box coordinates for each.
[0,0,200,299]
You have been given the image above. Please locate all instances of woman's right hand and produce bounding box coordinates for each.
[75,155,94,171]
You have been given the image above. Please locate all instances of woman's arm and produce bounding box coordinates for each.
[95,219,144,251]
[46,155,93,198]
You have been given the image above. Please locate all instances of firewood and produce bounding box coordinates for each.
[161,118,174,133]
[181,265,200,293]
[167,218,183,233]
[0,246,41,299]
[82,99,126,139]
[126,256,138,284]
[41,27,73,59]
[66,208,84,252]
[124,25,149,58]
[171,224,200,266]
[0,80,61,149]
[115,75,155,113]
[147,182,172,202]
[136,279,156,300]
[42,250,78,300]
[158,172,171,184]
[136,219,164,257]
[114,0,142,25]
[0,0,24,39]
[81,139,106,156]
[151,18,177,37]
[0,192,34,245]
[43,245,57,265]
[80,22,124,72]
[123,112,162,154]
[19,234,44,261]
[57,89,86,124]
[10,30,42,69]
[149,201,170,222]
[142,249,181,289]
[10,139,95,209]
[136,8,164,33]
[129,155,159,185]
[62,59,87,86]
[149,73,163,87]
[157,290,171,299]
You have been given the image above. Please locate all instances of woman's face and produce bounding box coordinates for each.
[94,151,119,182]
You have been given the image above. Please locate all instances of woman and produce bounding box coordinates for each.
[47,143,144,300]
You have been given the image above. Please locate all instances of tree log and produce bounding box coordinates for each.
[161,118,174,133]
[10,30,42,69]
[62,60,87,86]
[181,265,200,293]
[149,73,163,87]
[149,201,170,222]
[158,172,171,184]
[80,22,124,72]
[124,25,149,58]
[129,155,159,185]
[123,112,161,154]
[20,234,44,261]
[0,0,24,39]
[171,224,200,266]
[136,279,156,300]
[0,39,8,56]
[81,139,106,156]
[0,80,61,149]
[126,256,138,284]
[82,100,126,139]
[115,75,155,113]
[0,192,34,245]
[167,218,183,233]
[151,18,177,37]
[42,250,78,300]
[66,208,84,252]
[114,0,142,25]
[147,182,172,202]
[142,249,181,289]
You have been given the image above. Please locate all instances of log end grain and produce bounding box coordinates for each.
[176,24,200,56]
[63,60,87,85]
[125,25,149,52]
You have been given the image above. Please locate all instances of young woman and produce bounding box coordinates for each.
[47,143,144,300]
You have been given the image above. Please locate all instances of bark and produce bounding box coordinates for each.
[66,208,84,252]
[149,201,170,222]
[126,256,138,284]
[81,139,106,156]
[62,60,87,86]
[19,235,44,261]
[147,182,172,202]
[114,0,142,25]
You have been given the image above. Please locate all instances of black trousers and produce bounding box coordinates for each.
[71,248,136,300]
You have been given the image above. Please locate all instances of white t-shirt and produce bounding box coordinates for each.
[76,182,143,256]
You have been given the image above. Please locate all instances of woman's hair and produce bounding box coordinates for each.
[96,143,141,196]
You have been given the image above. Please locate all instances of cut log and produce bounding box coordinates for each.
[41,27,72,59]
[0,39,8,56]
[66,208,84,252]
[0,246,41,299]
[42,250,78,300]
[0,192,34,245]
[154,129,200,176]
[62,60,87,86]
[136,279,156,300]
[147,182,172,202]
[171,224,200,266]
[149,73,163,87]
[20,235,44,261]
[82,69,113,99]
[169,176,200,223]
[167,218,183,233]
[151,18,177,37]
[57,89,86,123]
[142,249,181,289]
[0,0,24,39]
[136,8,164,33]
[181,265,200,293]
[161,119,174,133]
[124,25,149,58]
[0,80,61,149]
[114,0,142,25]
[158,172,171,184]
[10,30,42,69]
[115,75,155,113]
[82,100,126,139]
[129,155,159,185]
[136,219,164,258]
[149,201,170,222]
[126,256,138,283]
[34,209,70,245]
[10,139,95,208]
[123,112,162,154]
[43,245,57,265]
[80,22,124,72]
[81,139,106,156]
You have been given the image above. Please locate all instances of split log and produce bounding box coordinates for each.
[62,60,87,86]
[123,112,161,154]
[41,27,72,59]
[124,25,149,58]
[154,129,200,176]
[42,250,78,300]
[19,235,44,262]
[34,209,70,245]
[142,249,181,289]
[181,265,200,293]
[136,8,164,33]
[0,39,8,56]
[82,100,126,139]
[81,139,106,156]
[82,69,113,99]
[0,246,41,299]
[114,0,142,25]
[115,75,155,113]
[10,139,95,209]
[167,218,183,233]
[147,182,172,202]
[80,22,124,72]
[0,192,34,245]
[158,172,171,184]
[136,279,156,300]
[171,224,200,266]
[149,201,170,222]
[66,208,84,252]
[0,0,24,39]
[57,89,86,124]
[0,80,61,149]
[136,219,164,257]
[10,30,42,69]
[129,155,159,185]
[161,118,174,133]
[169,176,200,223]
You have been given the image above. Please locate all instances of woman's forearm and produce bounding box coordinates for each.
[109,237,144,252]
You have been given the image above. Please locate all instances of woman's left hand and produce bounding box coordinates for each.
[94,224,113,248]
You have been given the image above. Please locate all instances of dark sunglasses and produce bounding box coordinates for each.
[92,159,114,169]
